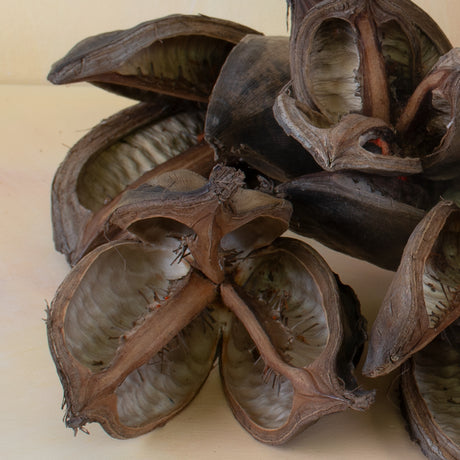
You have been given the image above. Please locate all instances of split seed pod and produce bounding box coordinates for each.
[274,0,453,176]
[48,15,259,103]
[205,34,320,182]
[363,200,460,377]
[52,100,213,265]
[276,171,447,271]
[400,318,460,460]
[47,167,373,443]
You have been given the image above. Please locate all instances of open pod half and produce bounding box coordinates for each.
[220,238,374,444]
[52,100,214,265]
[400,318,460,460]
[274,0,454,176]
[363,200,460,377]
[47,15,259,103]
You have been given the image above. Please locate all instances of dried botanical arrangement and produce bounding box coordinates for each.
[45,0,460,455]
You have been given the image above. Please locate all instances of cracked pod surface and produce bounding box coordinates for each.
[51,100,214,266]
[363,200,460,377]
[274,0,455,176]
[276,171,449,271]
[401,319,460,460]
[47,15,259,103]
[220,238,373,444]
[205,34,320,182]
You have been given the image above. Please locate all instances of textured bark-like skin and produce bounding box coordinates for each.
[51,100,214,266]
[275,0,453,176]
[48,15,260,103]
[363,200,460,377]
[276,171,440,271]
[205,34,320,182]
[219,238,373,445]
[401,358,460,460]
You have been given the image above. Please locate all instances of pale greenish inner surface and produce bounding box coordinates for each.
[116,307,219,427]
[77,110,204,212]
[423,215,460,328]
[63,241,189,371]
[223,316,294,429]
[308,18,362,123]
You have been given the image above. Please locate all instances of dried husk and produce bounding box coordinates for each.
[400,319,460,460]
[74,166,293,284]
[48,15,260,103]
[52,100,214,265]
[276,171,449,271]
[274,0,454,176]
[363,200,460,377]
[220,237,374,444]
[205,34,320,182]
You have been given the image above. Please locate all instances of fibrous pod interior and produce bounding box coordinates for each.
[52,100,213,265]
[47,15,260,102]
[364,200,460,377]
[219,237,374,445]
[401,319,460,460]
[47,240,221,438]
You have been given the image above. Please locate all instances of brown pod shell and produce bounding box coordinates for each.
[46,239,222,438]
[275,0,453,176]
[47,15,260,103]
[276,171,447,271]
[400,320,460,460]
[52,100,214,265]
[77,166,292,284]
[220,237,374,445]
[205,34,320,182]
[363,200,460,377]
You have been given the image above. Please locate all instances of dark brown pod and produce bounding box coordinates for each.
[400,319,460,460]
[48,15,260,103]
[274,0,453,176]
[363,200,460,377]
[205,34,320,182]
[276,171,447,271]
[220,237,374,445]
[52,100,214,265]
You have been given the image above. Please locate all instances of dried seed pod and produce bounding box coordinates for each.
[52,100,214,265]
[400,319,460,460]
[46,239,222,438]
[220,238,374,444]
[205,34,320,182]
[77,166,293,284]
[274,0,453,176]
[363,200,460,377]
[276,171,449,270]
[48,15,260,102]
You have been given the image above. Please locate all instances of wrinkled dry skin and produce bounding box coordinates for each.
[205,34,320,182]
[275,0,455,176]
[276,171,447,270]
[51,101,214,265]
[75,167,292,284]
[48,15,259,102]
[363,200,460,377]
[401,320,460,460]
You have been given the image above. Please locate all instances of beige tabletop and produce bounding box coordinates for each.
[1,1,459,458]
